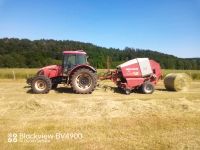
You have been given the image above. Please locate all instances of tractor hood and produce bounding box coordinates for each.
[41,65,61,70]
[38,65,62,78]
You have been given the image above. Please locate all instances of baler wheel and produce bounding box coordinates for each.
[125,89,131,95]
[141,82,155,94]
[31,75,52,94]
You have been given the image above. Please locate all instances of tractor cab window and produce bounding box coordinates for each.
[63,54,76,70]
[68,55,76,67]
[77,54,87,64]
[63,54,87,73]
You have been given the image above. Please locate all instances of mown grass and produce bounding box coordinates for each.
[0,79,200,149]
[1,116,200,150]
[0,68,200,80]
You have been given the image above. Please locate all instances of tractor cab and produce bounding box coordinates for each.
[62,51,88,72]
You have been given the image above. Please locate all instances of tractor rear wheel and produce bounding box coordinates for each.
[31,75,52,94]
[71,68,97,94]
[141,81,155,94]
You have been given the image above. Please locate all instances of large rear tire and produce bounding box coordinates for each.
[31,75,52,94]
[71,68,97,94]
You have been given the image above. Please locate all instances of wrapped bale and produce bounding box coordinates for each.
[164,73,192,91]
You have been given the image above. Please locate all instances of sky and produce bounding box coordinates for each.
[0,0,200,58]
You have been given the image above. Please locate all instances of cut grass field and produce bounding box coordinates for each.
[0,68,200,80]
[0,79,200,149]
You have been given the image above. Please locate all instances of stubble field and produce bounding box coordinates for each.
[0,78,200,149]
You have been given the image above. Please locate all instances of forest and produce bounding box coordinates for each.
[0,38,199,69]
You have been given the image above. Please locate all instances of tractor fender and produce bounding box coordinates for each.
[68,64,97,77]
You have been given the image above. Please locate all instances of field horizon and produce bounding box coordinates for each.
[0,68,200,80]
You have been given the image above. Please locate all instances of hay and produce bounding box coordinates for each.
[164,73,192,91]
[16,99,42,111]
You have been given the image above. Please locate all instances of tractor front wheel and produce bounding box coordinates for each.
[71,68,97,94]
[31,75,52,94]
[141,82,155,94]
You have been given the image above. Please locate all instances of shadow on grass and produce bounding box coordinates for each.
[99,86,136,95]
[54,87,74,93]
[24,85,34,94]
[101,86,175,95]
[156,88,176,92]
[26,87,74,94]
[98,85,122,93]
[26,86,159,95]
[26,89,33,94]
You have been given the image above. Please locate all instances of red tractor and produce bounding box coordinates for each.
[27,50,97,94]
[101,58,162,94]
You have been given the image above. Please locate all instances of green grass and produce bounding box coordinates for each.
[0,68,200,80]
[0,68,38,79]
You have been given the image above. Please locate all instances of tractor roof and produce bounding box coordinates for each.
[63,50,86,55]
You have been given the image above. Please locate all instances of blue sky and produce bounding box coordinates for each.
[0,0,199,58]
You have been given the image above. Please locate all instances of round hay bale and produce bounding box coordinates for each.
[164,73,192,91]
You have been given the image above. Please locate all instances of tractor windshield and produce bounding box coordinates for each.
[63,54,87,71]
[77,54,87,64]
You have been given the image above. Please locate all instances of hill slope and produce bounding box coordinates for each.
[0,38,199,69]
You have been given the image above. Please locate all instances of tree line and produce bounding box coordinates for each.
[0,38,199,69]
